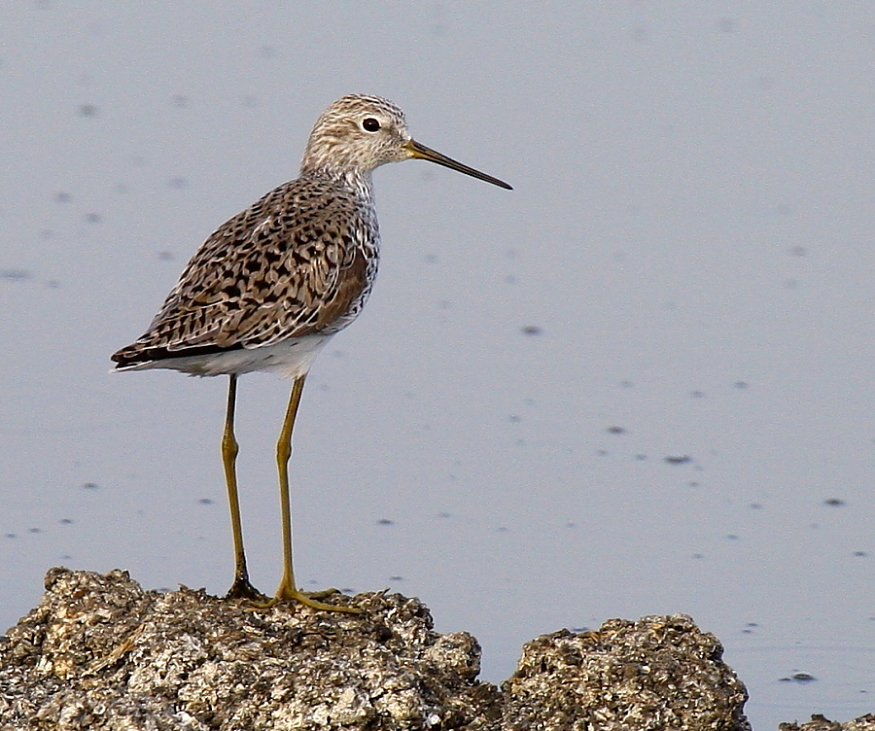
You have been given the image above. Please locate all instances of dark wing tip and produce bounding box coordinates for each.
[111,345,140,369]
[112,341,244,369]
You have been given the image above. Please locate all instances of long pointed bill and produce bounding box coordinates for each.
[404,139,512,190]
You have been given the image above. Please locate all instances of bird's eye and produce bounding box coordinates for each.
[362,117,381,132]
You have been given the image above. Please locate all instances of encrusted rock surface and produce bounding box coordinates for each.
[1,569,497,730]
[0,568,760,729]
[779,714,875,731]
[502,615,750,731]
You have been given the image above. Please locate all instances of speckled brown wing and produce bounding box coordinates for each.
[112,173,378,367]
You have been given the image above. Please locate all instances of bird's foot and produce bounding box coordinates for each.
[253,581,362,613]
[225,576,267,601]
[303,588,342,600]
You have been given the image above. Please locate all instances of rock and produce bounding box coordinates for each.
[779,714,875,731]
[501,615,751,731]
[1,568,498,730]
[0,568,755,729]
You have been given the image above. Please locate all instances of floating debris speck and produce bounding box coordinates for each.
[664,455,691,465]
[0,269,32,282]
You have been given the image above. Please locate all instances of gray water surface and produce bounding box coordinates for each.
[2,4,873,729]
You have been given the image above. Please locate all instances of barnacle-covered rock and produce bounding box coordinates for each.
[0,568,497,730]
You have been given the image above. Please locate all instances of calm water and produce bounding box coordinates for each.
[2,5,873,729]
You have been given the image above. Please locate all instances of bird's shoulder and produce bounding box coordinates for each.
[176,174,372,291]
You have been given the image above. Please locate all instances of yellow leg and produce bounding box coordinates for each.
[268,374,360,613]
[222,375,264,600]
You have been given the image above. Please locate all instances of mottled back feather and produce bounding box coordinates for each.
[112,172,378,368]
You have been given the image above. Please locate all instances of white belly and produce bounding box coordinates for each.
[120,334,332,379]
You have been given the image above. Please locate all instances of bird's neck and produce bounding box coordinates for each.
[341,168,374,202]
[302,166,374,202]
